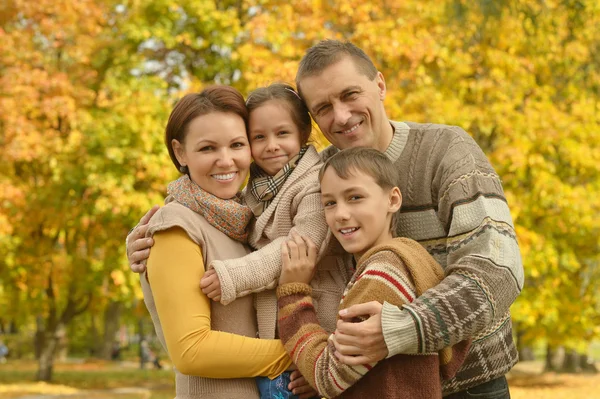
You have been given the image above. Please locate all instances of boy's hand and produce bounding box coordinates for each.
[127,205,160,273]
[200,269,222,302]
[279,232,317,285]
[288,369,318,399]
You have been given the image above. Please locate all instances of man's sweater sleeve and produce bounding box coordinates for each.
[147,228,292,378]
[210,184,329,305]
[277,254,417,398]
[382,127,524,356]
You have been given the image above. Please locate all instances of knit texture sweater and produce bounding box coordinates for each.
[210,145,352,338]
[277,238,470,398]
[321,121,523,395]
[141,201,291,399]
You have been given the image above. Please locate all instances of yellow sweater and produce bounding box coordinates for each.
[141,202,291,399]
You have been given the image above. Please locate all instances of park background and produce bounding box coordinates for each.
[1,0,599,398]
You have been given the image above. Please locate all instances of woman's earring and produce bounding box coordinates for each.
[179,165,188,174]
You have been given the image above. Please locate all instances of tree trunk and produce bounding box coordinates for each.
[580,354,598,373]
[519,346,535,361]
[37,327,61,381]
[55,324,68,361]
[89,313,99,357]
[561,350,581,373]
[34,316,45,359]
[515,324,535,361]
[545,344,565,372]
[100,301,123,359]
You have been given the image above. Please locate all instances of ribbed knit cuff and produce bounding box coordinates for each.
[276,283,312,298]
[381,301,420,358]
[210,260,236,305]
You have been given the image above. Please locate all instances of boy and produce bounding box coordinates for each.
[277,147,470,398]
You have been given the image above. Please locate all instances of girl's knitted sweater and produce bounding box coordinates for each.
[210,145,353,338]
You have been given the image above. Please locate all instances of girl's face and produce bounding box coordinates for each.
[248,100,303,176]
[172,111,251,199]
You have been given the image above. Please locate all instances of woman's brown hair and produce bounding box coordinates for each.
[165,86,248,171]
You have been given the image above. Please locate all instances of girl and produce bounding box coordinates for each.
[199,83,352,399]
[140,86,293,399]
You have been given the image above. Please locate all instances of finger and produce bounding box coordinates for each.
[139,205,160,226]
[281,241,290,269]
[288,375,305,390]
[334,351,372,366]
[199,272,217,289]
[130,249,151,265]
[294,387,316,397]
[206,290,220,300]
[291,231,306,254]
[287,240,299,261]
[203,286,220,298]
[130,262,147,273]
[131,237,154,254]
[212,295,221,302]
[292,382,314,395]
[289,370,302,382]
[203,281,221,296]
[338,300,382,319]
[332,340,363,356]
[304,236,317,263]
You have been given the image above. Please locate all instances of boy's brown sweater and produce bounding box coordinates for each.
[276,238,470,398]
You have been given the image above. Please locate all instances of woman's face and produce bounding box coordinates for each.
[173,111,251,199]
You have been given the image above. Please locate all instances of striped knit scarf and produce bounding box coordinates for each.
[167,174,253,243]
[249,147,308,216]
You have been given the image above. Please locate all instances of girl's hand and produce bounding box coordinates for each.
[200,269,222,302]
[279,232,317,285]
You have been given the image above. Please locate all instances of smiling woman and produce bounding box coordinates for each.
[139,86,292,399]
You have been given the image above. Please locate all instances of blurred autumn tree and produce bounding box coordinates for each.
[1,0,599,381]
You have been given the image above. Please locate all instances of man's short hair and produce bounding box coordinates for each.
[296,40,378,94]
[319,147,401,235]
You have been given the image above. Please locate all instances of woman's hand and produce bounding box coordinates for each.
[279,232,317,285]
[200,269,222,302]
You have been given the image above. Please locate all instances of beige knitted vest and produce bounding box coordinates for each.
[141,201,259,399]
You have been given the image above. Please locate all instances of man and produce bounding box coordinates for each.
[128,40,523,398]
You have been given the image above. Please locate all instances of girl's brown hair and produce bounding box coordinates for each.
[245,83,312,145]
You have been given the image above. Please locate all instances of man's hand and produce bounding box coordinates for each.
[127,205,160,273]
[200,269,222,302]
[288,369,318,399]
[279,232,317,285]
[333,301,388,365]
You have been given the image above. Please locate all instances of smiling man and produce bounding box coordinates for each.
[295,40,523,398]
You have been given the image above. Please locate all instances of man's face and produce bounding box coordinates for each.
[298,56,392,151]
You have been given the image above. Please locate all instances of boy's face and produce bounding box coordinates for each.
[320,168,401,260]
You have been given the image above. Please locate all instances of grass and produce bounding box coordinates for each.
[0,360,174,399]
[2,359,600,399]
[508,361,600,399]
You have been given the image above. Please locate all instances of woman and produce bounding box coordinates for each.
[140,86,291,399]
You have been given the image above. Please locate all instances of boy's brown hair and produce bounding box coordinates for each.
[319,147,401,236]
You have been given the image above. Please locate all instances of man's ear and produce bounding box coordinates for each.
[388,187,402,214]
[172,139,186,167]
[376,71,387,101]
